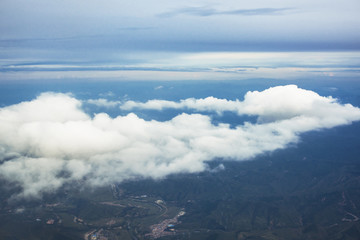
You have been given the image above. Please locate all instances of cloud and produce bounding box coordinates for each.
[1,85,360,199]
[99,91,115,97]
[86,98,121,108]
[121,97,238,114]
[209,164,225,173]
[154,85,164,90]
[121,85,360,124]
[117,27,155,31]
[158,7,294,18]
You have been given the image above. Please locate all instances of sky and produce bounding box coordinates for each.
[1,1,360,199]
[1,0,360,81]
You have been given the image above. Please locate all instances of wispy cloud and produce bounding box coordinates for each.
[2,52,360,81]
[158,7,294,18]
[154,85,164,90]
[86,98,121,108]
[117,27,155,31]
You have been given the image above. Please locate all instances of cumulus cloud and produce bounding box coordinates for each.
[121,85,359,125]
[0,85,360,199]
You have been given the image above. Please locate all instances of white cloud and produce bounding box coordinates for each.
[99,91,115,97]
[121,97,238,114]
[86,98,121,108]
[121,85,360,125]
[0,85,360,199]
[154,85,164,90]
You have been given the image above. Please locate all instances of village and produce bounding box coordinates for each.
[146,209,186,239]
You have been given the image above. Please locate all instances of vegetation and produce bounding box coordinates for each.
[1,123,360,239]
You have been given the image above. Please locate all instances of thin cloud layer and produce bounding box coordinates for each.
[86,98,121,108]
[158,7,294,18]
[1,85,360,199]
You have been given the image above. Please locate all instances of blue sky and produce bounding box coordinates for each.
[1,0,360,81]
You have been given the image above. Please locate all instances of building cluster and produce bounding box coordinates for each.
[146,210,186,239]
